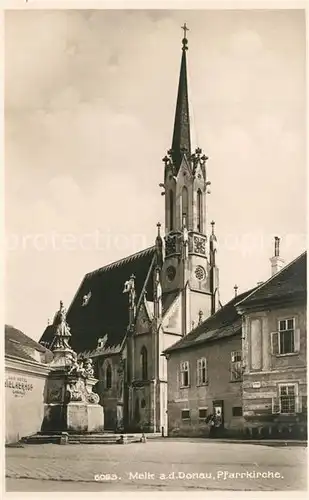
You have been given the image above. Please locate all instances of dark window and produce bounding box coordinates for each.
[180,361,190,387]
[278,318,295,354]
[181,410,190,420]
[169,191,174,231]
[197,189,203,233]
[232,407,243,417]
[199,408,207,419]
[141,399,146,409]
[106,363,112,389]
[182,186,188,226]
[141,346,148,380]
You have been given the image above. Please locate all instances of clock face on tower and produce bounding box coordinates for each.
[166,266,176,282]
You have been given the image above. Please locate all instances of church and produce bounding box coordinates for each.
[40,26,220,435]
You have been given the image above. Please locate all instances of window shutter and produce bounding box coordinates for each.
[272,396,280,414]
[271,331,279,355]
[205,359,208,383]
[196,359,199,385]
[294,328,300,353]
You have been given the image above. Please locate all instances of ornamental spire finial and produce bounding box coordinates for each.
[181,23,189,50]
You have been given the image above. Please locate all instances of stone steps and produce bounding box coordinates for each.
[21,432,161,445]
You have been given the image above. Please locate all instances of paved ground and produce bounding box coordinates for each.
[6,439,308,491]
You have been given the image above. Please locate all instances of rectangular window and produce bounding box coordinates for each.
[197,358,207,385]
[230,351,242,382]
[232,407,243,417]
[279,384,297,414]
[198,408,207,419]
[278,318,295,354]
[180,361,190,387]
[181,409,190,420]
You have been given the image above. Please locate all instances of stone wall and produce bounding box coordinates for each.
[5,357,51,443]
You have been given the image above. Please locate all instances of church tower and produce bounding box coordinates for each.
[161,25,219,334]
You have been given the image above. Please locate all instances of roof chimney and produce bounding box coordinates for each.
[234,285,238,297]
[270,236,285,276]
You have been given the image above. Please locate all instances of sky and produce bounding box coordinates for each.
[5,9,306,341]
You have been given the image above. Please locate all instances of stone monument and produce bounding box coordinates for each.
[42,301,104,433]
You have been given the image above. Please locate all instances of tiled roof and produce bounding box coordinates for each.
[5,324,53,363]
[237,252,306,308]
[40,246,157,353]
[164,287,256,353]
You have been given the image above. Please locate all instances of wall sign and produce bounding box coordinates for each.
[5,375,34,398]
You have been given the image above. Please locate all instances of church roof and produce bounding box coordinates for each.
[5,324,53,363]
[236,251,306,309]
[164,287,256,354]
[40,246,157,354]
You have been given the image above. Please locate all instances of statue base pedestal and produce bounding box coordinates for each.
[41,369,104,433]
[67,403,104,433]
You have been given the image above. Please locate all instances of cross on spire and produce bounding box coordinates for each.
[181,23,189,38]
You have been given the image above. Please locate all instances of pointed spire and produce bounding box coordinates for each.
[171,23,191,172]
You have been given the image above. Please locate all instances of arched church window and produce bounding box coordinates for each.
[105,362,112,389]
[197,189,203,233]
[141,346,148,380]
[169,190,174,231]
[182,186,188,226]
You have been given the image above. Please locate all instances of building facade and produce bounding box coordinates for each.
[5,325,53,444]
[236,251,307,439]
[164,289,254,437]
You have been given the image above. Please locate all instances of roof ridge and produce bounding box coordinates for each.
[236,251,306,308]
[86,245,155,277]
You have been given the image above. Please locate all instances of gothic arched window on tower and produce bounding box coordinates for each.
[105,362,112,389]
[169,190,174,231]
[140,346,148,380]
[197,189,203,233]
[182,186,188,227]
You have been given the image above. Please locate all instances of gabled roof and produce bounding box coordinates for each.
[164,287,257,354]
[40,246,157,353]
[236,251,306,309]
[5,324,53,363]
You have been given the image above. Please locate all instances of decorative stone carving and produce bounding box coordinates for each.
[165,234,177,256]
[84,358,94,378]
[51,301,72,351]
[123,274,136,310]
[82,291,92,306]
[193,235,206,255]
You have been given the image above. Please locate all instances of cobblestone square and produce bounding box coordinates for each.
[6,439,307,491]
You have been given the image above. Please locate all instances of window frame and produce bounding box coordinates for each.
[180,361,190,388]
[230,350,243,382]
[278,317,295,355]
[197,189,203,233]
[140,346,148,380]
[105,362,112,390]
[278,382,299,414]
[198,407,208,419]
[181,409,191,420]
[197,357,208,386]
[232,406,243,417]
